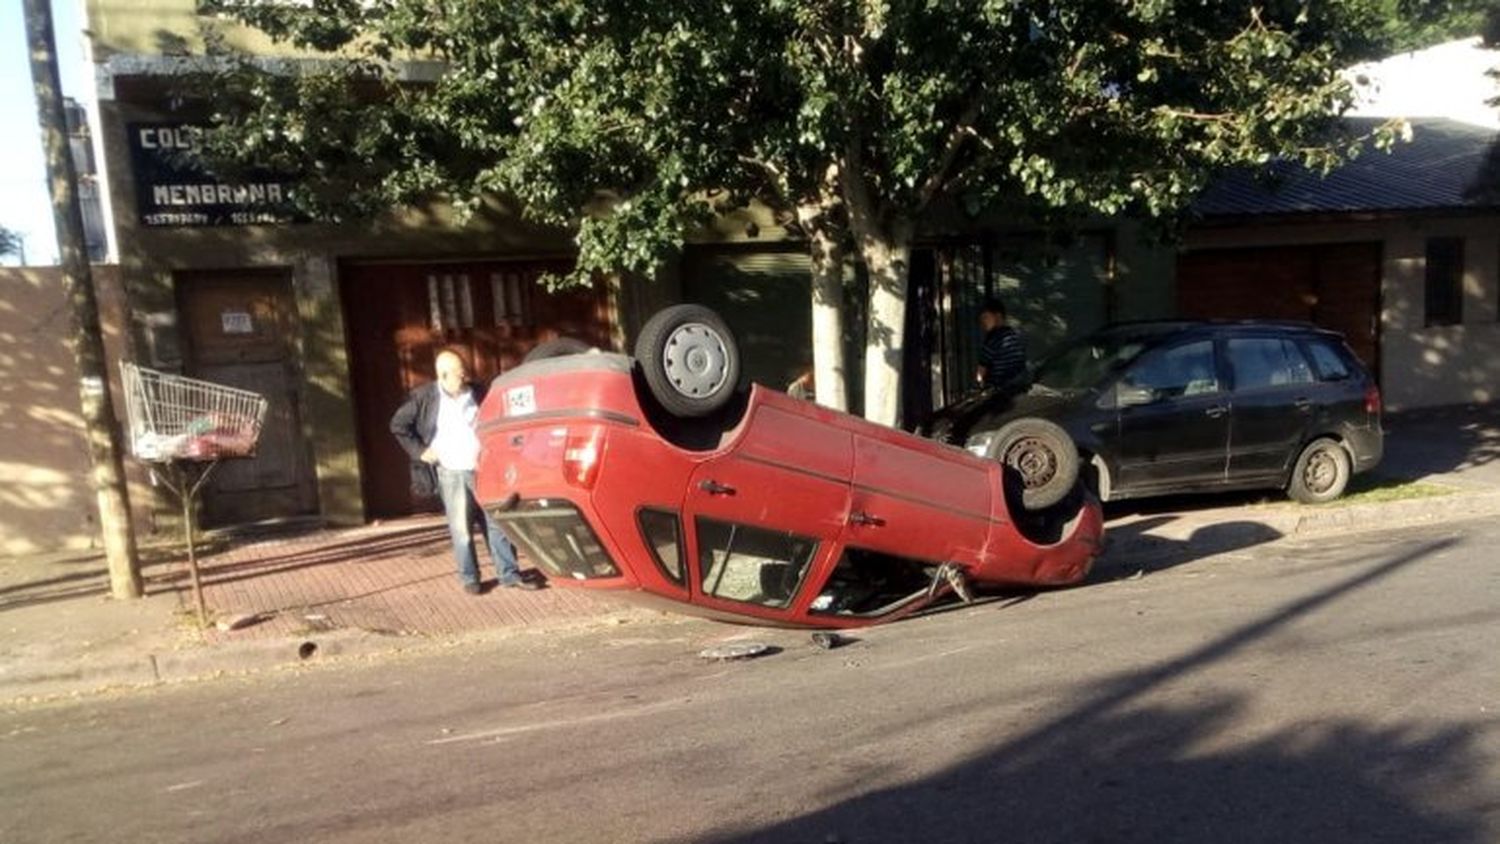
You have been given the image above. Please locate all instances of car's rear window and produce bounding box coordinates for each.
[1304,340,1352,381]
[1228,337,1315,390]
[491,500,620,580]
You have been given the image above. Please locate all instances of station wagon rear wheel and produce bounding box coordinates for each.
[1288,438,1351,504]
[635,304,742,418]
[987,417,1080,511]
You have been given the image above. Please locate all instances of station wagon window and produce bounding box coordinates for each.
[809,548,937,618]
[1304,340,1351,382]
[696,518,817,609]
[1228,338,1315,391]
[637,508,684,584]
[1121,341,1218,400]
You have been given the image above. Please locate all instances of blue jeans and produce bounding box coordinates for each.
[436,466,521,586]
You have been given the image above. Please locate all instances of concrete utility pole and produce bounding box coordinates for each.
[25,0,142,598]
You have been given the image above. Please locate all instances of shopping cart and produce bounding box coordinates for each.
[120,362,269,626]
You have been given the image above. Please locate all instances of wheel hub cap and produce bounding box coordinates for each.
[1005,436,1057,489]
[662,323,729,398]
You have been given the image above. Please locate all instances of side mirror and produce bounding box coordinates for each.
[1116,383,1156,408]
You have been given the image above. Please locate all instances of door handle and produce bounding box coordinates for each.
[697,479,736,496]
[1294,398,1312,411]
[1205,405,1228,419]
[849,511,885,527]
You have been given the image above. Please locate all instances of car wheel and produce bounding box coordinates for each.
[986,417,1080,511]
[1288,437,1351,504]
[634,304,741,418]
[523,337,592,363]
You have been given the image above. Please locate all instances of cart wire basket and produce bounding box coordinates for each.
[120,362,270,627]
[120,362,268,463]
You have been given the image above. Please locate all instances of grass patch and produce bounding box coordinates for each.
[1329,475,1458,506]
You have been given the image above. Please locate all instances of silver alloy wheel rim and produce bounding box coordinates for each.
[662,322,729,399]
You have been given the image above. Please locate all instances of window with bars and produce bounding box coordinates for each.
[426,273,474,332]
[491,271,527,325]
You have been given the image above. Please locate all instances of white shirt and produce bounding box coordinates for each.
[431,388,482,471]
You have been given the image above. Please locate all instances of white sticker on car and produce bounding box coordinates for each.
[506,385,537,416]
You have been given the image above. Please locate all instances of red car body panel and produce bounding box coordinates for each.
[474,354,1103,628]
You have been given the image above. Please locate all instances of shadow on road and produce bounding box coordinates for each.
[710,537,1488,843]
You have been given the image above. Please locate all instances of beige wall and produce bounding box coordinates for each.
[0,265,154,556]
[1186,214,1500,410]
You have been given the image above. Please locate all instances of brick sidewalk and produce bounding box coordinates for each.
[162,516,625,640]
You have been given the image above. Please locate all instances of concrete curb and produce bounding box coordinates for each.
[1104,488,1500,567]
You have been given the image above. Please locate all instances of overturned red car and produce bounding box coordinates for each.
[474,305,1103,628]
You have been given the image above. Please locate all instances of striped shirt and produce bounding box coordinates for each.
[980,325,1027,388]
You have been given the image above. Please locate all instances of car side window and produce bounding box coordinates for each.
[696,518,817,608]
[1304,340,1351,381]
[1228,338,1315,391]
[637,508,684,584]
[1121,340,1218,400]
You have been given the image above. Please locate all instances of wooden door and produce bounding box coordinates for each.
[177,269,318,525]
[341,260,613,519]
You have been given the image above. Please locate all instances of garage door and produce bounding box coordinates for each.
[341,260,612,518]
[1177,242,1381,377]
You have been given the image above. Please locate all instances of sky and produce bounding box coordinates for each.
[1,0,89,266]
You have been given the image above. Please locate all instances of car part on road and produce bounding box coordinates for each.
[1288,437,1353,504]
[698,642,772,661]
[986,417,1080,511]
[634,304,742,418]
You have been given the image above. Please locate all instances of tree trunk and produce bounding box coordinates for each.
[26,0,142,598]
[796,201,848,412]
[857,226,912,427]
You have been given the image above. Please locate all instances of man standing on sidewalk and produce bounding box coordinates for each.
[391,348,541,594]
[976,298,1027,390]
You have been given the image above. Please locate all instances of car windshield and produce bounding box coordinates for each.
[1032,334,1152,392]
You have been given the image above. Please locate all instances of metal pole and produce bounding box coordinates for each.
[182,464,207,627]
[24,0,142,598]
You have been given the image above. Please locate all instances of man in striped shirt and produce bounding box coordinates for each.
[976,298,1027,390]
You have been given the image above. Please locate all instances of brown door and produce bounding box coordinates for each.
[177,269,319,526]
[1177,242,1381,377]
[341,260,612,519]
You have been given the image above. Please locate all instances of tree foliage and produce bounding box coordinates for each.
[198,0,1402,424]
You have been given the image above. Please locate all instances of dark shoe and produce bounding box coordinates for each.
[462,581,483,595]
[501,578,543,591]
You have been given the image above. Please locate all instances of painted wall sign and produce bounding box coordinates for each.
[127,122,306,227]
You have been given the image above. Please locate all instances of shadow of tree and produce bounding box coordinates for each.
[1378,404,1500,477]
[709,538,1478,843]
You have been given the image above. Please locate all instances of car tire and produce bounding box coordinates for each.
[523,337,592,363]
[634,304,741,418]
[986,417,1081,511]
[1288,437,1351,504]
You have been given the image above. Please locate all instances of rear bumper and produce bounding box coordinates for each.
[1346,425,1384,474]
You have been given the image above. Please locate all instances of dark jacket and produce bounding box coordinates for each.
[389,381,491,497]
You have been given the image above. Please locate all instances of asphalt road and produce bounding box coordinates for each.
[3,517,1499,844]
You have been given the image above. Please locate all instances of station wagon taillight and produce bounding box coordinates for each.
[562,428,605,489]
[1364,384,1382,417]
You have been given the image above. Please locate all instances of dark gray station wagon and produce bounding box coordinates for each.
[930,321,1384,505]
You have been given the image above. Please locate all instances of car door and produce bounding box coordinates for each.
[1225,336,1319,482]
[845,432,993,570]
[683,402,853,623]
[1111,339,1232,493]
